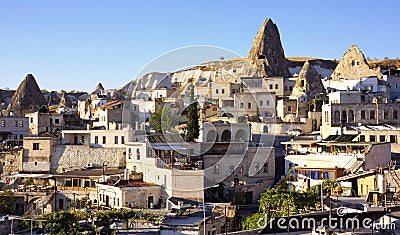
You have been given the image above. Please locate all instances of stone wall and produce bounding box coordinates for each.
[51,145,126,172]
[0,151,22,176]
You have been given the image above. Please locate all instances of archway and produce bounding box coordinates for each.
[235,129,246,142]
[221,130,231,142]
[206,130,217,142]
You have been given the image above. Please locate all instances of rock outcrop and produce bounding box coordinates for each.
[4,74,47,117]
[291,61,326,99]
[247,18,290,77]
[331,45,382,80]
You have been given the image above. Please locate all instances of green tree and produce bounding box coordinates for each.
[242,185,319,230]
[0,189,15,214]
[150,105,163,133]
[39,211,79,235]
[185,102,199,142]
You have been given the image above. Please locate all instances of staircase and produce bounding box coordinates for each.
[387,160,400,190]
[349,159,364,174]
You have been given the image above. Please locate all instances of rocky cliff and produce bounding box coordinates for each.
[331,45,382,80]
[4,74,47,117]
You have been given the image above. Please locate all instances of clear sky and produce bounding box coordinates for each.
[1,1,399,92]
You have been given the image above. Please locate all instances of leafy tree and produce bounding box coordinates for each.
[0,189,15,214]
[39,211,80,235]
[185,102,199,142]
[150,105,163,133]
[150,105,177,134]
[242,185,320,230]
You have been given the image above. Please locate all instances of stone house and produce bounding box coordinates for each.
[22,137,59,173]
[0,116,29,141]
[25,112,64,135]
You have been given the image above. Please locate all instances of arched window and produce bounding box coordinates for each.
[334,110,340,123]
[136,149,140,160]
[348,110,354,122]
[128,148,132,159]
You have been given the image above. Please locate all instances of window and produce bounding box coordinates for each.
[216,89,219,94]
[240,103,243,108]
[275,84,278,89]
[19,120,23,127]
[269,84,273,90]
[263,163,268,172]
[266,100,270,106]
[394,110,398,119]
[288,106,292,112]
[221,89,225,94]
[384,110,389,120]
[121,136,125,144]
[248,103,252,109]
[136,149,140,160]
[333,110,340,123]
[260,100,263,106]
[55,119,60,124]
[13,120,17,127]
[380,135,386,142]
[20,134,23,140]
[114,136,118,144]
[1,120,5,127]
[390,135,396,143]
[95,136,98,144]
[370,135,376,142]
[370,110,375,119]
[29,117,33,123]
[102,136,106,144]
[213,165,219,174]
[361,110,366,119]
[33,143,40,150]
[289,86,293,91]
[348,110,354,122]
[128,148,132,159]
[324,111,329,123]
[359,135,365,142]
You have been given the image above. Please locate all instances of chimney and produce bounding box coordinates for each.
[124,168,129,180]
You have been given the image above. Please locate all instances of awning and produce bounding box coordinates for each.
[150,145,186,151]
[8,173,53,179]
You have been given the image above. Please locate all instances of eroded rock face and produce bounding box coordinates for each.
[292,61,326,99]
[4,74,47,117]
[247,18,290,78]
[331,45,382,80]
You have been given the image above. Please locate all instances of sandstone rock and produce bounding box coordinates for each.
[247,18,290,77]
[292,61,326,99]
[331,45,382,80]
[4,74,47,117]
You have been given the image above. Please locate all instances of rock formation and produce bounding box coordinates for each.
[331,45,382,80]
[58,92,73,108]
[4,74,47,117]
[247,18,290,77]
[291,61,326,99]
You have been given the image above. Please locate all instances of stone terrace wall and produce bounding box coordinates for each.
[51,145,126,173]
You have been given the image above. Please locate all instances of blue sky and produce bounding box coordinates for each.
[1,1,399,91]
